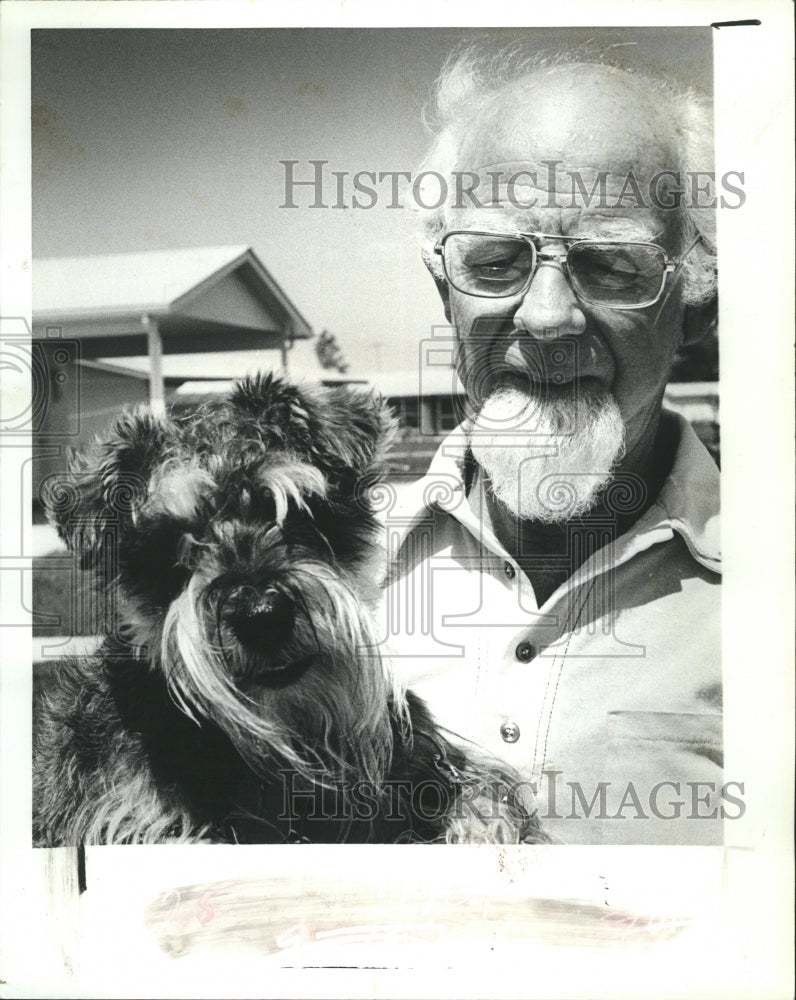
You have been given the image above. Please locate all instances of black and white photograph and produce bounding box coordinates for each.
[0,2,793,997]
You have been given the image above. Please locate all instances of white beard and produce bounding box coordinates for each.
[468,384,626,523]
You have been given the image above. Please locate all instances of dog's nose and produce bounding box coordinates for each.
[228,586,294,648]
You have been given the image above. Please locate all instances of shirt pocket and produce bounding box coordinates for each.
[604,710,724,844]
[608,710,723,767]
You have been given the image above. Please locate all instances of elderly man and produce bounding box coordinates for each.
[380,49,724,844]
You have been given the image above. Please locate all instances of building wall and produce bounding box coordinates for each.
[32,348,151,515]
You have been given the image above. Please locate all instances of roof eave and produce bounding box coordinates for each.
[33,304,169,326]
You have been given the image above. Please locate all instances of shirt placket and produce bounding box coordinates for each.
[452,507,669,782]
[471,548,557,776]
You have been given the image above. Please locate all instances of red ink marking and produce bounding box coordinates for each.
[276,923,311,950]
[196,891,215,925]
[599,909,692,941]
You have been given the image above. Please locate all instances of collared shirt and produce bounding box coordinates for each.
[377,410,722,844]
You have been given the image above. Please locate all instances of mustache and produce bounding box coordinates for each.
[472,379,610,440]
[456,323,586,402]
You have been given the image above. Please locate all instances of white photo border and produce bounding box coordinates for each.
[1,2,793,998]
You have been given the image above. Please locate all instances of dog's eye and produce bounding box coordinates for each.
[116,519,195,606]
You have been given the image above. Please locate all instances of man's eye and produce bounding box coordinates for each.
[472,257,517,274]
[576,249,642,278]
[597,260,638,276]
[464,245,527,277]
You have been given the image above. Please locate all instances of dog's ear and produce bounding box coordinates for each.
[309,384,396,479]
[41,407,179,568]
[228,374,395,478]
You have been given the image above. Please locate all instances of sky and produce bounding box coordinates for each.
[31,26,713,377]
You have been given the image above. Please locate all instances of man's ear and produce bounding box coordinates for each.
[422,249,453,323]
[682,293,718,347]
[432,272,453,323]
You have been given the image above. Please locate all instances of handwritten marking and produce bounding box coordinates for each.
[158,882,235,934]
[276,922,446,953]
[599,908,693,941]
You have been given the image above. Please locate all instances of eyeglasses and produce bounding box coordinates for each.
[434,230,700,310]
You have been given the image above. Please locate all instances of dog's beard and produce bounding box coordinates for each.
[160,569,405,791]
[469,384,626,523]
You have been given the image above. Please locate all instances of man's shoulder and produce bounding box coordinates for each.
[658,409,721,573]
[376,429,470,531]
[375,469,464,547]
[373,431,477,586]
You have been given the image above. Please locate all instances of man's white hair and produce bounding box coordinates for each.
[417,44,717,307]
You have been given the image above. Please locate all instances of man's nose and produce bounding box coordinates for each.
[512,261,587,340]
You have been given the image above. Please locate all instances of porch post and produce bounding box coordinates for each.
[281,320,294,372]
[142,314,165,414]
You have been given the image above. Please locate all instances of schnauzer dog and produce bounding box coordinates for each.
[34,374,545,846]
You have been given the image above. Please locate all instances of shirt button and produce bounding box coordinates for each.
[515,641,535,662]
[500,721,521,743]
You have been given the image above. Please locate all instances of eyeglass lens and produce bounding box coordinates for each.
[443,233,666,306]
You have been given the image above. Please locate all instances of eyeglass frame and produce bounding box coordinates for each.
[433,230,702,311]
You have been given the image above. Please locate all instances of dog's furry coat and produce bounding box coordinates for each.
[34,374,546,846]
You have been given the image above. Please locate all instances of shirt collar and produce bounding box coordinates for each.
[654,410,721,570]
[407,408,721,573]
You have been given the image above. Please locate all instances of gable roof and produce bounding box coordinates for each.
[33,245,312,340]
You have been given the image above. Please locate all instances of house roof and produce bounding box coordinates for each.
[365,368,466,398]
[171,368,709,408]
[75,358,187,387]
[34,245,251,315]
[174,375,369,402]
[172,367,465,400]
[107,335,331,381]
[32,245,313,350]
